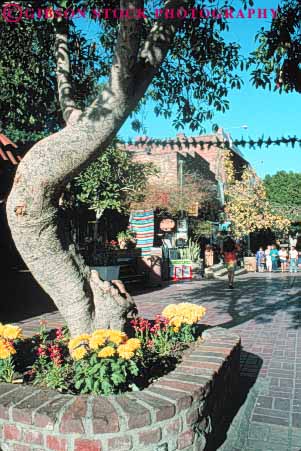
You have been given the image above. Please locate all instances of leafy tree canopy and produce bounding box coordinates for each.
[0,0,252,140]
[0,16,101,143]
[264,171,301,220]
[224,154,290,237]
[73,142,157,217]
[249,0,301,92]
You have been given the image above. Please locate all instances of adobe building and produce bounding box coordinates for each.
[124,127,250,203]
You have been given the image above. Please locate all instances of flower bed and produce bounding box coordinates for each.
[0,304,207,397]
[0,305,241,450]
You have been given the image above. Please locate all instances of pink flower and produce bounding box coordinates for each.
[55,328,64,341]
[150,323,160,334]
[37,346,46,357]
[48,344,63,366]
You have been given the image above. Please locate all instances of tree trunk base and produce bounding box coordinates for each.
[90,269,137,331]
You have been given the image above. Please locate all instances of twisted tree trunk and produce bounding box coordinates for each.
[6,111,137,336]
[6,0,179,337]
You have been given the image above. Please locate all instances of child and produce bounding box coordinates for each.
[256,247,265,272]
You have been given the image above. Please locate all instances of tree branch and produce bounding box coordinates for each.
[109,0,144,97]
[55,24,82,125]
[133,0,191,97]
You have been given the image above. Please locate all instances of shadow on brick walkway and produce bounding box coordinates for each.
[204,350,263,451]
[2,271,301,450]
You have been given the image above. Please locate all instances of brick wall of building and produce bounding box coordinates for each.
[124,129,249,188]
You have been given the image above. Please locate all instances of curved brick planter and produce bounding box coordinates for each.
[0,327,240,451]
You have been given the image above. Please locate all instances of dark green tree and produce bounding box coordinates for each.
[0,19,101,143]
[249,0,301,92]
[264,171,301,220]
[5,0,250,336]
[73,142,156,240]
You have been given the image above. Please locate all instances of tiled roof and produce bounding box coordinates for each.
[0,134,21,165]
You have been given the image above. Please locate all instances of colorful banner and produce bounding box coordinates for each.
[129,210,154,257]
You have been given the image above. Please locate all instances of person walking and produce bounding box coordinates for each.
[256,247,265,272]
[265,245,272,272]
[270,244,279,272]
[279,247,288,273]
[221,233,239,289]
[298,250,301,269]
[289,246,298,273]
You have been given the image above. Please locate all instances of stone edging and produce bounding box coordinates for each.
[0,327,241,451]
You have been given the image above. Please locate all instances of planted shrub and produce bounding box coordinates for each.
[0,303,206,396]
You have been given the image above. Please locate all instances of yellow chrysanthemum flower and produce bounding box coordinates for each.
[89,335,106,350]
[171,317,182,328]
[69,334,90,351]
[126,338,141,351]
[117,344,134,360]
[162,304,177,318]
[107,330,128,345]
[91,329,108,338]
[2,325,22,340]
[0,346,12,360]
[0,323,4,336]
[0,339,16,359]
[98,346,115,358]
[162,303,206,326]
[71,346,87,361]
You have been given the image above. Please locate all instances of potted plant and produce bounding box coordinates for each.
[117,230,136,250]
[179,239,202,276]
[91,250,120,281]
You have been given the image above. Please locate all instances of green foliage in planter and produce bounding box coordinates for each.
[30,323,73,392]
[6,303,206,396]
[73,351,140,396]
[0,324,23,383]
[117,230,136,242]
[179,239,201,263]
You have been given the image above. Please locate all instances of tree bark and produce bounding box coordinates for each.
[6,0,182,337]
[6,101,138,337]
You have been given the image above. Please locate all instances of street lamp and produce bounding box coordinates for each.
[179,159,184,218]
[224,125,248,131]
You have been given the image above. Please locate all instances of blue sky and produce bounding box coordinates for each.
[78,0,301,178]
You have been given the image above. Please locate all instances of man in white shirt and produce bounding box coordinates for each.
[289,246,298,273]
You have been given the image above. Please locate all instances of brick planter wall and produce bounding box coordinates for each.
[0,327,240,451]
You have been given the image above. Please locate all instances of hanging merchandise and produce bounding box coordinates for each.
[129,210,154,257]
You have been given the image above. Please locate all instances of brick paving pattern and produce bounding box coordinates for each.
[12,272,301,451]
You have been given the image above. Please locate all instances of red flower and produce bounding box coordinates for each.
[55,328,64,341]
[150,323,160,334]
[37,346,46,357]
[48,344,63,366]
[131,317,151,332]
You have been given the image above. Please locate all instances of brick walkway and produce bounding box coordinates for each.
[12,273,301,451]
